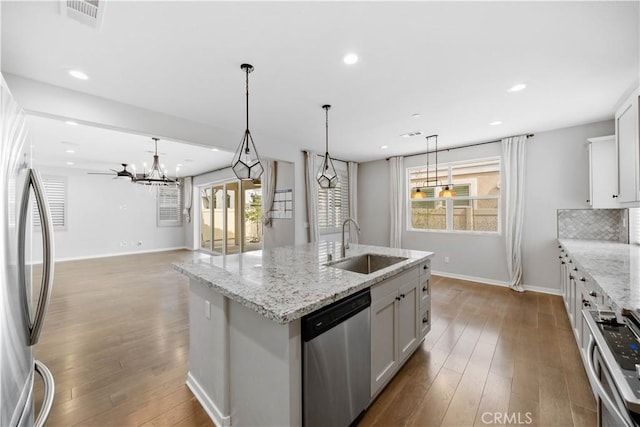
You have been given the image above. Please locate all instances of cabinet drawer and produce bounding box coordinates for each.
[371,266,419,302]
[420,279,430,309]
[419,304,430,338]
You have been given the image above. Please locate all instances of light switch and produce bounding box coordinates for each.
[205,300,211,319]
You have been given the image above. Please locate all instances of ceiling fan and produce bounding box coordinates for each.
[88,163,135,180]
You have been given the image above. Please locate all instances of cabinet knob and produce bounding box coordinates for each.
[558,255,563,259]
[573,267,578,271]
[422,317,428,324]
[558,245,562,249]
[586,199,590,203]
[423,265,428,270]
[561,261,566,265]
[422,286,428,292]
[579,277,586,282]
[400,293,406,299]
[613,194,619,198]
[583,300,591,307]
[395,296,401,301]
[589,291,597,297]
[569,275,575,280]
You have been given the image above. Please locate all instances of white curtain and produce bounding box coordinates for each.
[503,135,527,292]
[304,151,320,242]
[389,156,404,248]
[348,161,358,244]
[261,159,277,227]
[182,176,193,223]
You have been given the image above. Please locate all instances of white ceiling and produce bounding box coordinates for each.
[26,114,234,176]
[3,1,639,163]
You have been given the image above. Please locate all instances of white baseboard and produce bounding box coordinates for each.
[186,372,231,427]
[431,270,562,296]
[54,246,190,263]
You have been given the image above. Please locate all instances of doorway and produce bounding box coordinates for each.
[199,179,262,255]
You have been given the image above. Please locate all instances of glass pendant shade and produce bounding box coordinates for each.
[317,104,338,189]
[438,185,456,198]
[232,129,263,180]
[232,63,263,181]
[411,188,427,199]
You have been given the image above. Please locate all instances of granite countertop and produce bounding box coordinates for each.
[558,239,640,312]
[174,242,433,324]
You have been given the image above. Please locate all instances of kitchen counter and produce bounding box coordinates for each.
[174,241,433,427]
[558,239,640,312]
[174,241,433,323]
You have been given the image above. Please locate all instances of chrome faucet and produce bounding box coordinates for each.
[341,218,361,258]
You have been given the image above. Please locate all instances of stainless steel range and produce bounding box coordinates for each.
[583,310,640,427]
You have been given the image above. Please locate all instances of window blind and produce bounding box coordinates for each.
[157,185,182,227]
[318,160,349,233]
[33,177,66,229]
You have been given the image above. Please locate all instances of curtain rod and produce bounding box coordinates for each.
[386,133,534,161]
[302,150,351,164]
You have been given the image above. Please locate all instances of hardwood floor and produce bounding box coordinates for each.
[360,275,596,427]
[33,251,595,426]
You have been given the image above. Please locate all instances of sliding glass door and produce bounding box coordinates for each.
[199,179,261,255]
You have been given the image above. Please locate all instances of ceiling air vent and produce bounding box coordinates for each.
[400,131,424,138]
[60,0,106,30]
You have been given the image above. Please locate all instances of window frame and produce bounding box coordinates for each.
[406,156,502,235]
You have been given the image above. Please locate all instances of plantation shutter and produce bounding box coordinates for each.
[317,160,349,233]
[157,185,182,227]
[33,177,66,229]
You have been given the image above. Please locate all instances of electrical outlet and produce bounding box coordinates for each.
[205,300,211,319]
[137,241,143,246]
[444,256,450,263]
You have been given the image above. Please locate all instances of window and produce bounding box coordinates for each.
[318,159,349,234]
[408,157,501,233]
[33,176,67,230]
[157,185,182,227]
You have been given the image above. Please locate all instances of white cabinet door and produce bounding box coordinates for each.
[370,292,398,397]
[616,90,640,203]
[588,136,619,208]
[398,281,419,363]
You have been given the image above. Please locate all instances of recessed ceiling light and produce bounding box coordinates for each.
[65,149,75,154]
[490,121,503,126]
[508,83,527,92]
[343,53,358,65]
[66,161,74,166]
[65,121,78,126]
[380,145,389,150]
[177,163,183,167]
[210,148,219,152]
[411,113,421,118]
[68,70,89,80]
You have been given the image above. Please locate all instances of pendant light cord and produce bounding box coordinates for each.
[325,107,329,155]
[245,67,249,133]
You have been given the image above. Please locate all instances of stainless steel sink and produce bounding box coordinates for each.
[327,253,408,275]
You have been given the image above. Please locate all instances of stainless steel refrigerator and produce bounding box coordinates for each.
[0,75,55,426]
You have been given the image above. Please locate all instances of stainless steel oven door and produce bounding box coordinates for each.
[586,335,636,427]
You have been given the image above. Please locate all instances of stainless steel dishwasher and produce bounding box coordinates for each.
[302,288,371,427]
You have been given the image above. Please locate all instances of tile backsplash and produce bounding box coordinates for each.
[557,209,628,243]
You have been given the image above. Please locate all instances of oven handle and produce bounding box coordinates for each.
[586,334,633,427]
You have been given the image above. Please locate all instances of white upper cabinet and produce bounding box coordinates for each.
[615,87,640,203]
[587,135,619,208]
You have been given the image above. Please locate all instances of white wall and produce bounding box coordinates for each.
[32,166,185,262]
[358,119,615,292]
[6,75,308,247]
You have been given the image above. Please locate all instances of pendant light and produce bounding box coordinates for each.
[232,63,264,181]
[438,185,457,198]
[409,134,456,199]
[317,104,338,189]
[134,138,177,186]
[411,187,427,199]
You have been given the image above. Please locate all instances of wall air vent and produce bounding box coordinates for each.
[400,131,424,138]
[60,0,106,30]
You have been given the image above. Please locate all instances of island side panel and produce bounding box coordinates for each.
[229,299,302,427]
[187,279,231,426]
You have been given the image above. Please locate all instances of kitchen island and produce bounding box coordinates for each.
[174,241,433,427]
